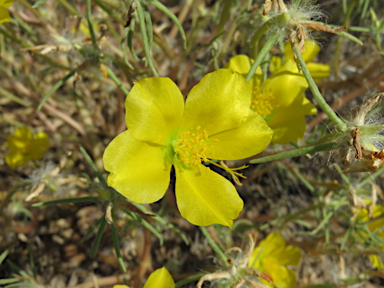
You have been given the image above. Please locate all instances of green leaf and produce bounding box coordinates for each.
[136,1,158,77]
[0,245,13,265]
[148,0,187,49]
[32,0,49,8]
[91,216,107,257]
[110,224,127,272]
[0,278,19,285]
[32,196,100,207]
[79,145,109,191]
[122,208,163,245]
[80,216,104,243]
[37,68,77,110]
[250,142,340,164]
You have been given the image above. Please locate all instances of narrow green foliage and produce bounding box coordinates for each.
[80,216,105,243]
[123,208,164,245]
[0,246,13,265]
[0,279,20,285]
[79,144,109,190]
[31,0,49,8]
[294,44,347,131]
[86,0,99,52]
[148,0,187,48]
[106,67,130,95]
[37,68,77,111]
[91,216,107,257]
[250,142,340,164]
[133,203,189,245]
[110,224,127,272]
[32,196,100,207]
[200,226,229,268]
[136,2,158,77]
[246,31,280,82]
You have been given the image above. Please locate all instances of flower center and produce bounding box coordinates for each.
[251,88,278,117]
[173,126,216,165]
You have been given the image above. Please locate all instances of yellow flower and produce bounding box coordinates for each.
[113,267,174,288]
[355,205,384,232]
[270,40,331,82]
[225,55,316,144]
[354,205,384,270]
[249,232,301,288]
[103,69,272,227]
[0,0,13,24]
[6,127,50,169]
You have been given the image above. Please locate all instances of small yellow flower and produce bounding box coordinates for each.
[6,127,50,169]
[354,204,384,270]
[249,232,301,288]
[270,40,331,82]
[0,0,13,24]
[103,69,273,227]
[113,267,174,288]
[225,55,316,144]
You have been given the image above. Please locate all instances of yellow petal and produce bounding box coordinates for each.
[179,69,252,136]
[30,132,50,159]
[224,55,263,94]
[307,62,331,82]
[14,126,32,139]
[0,6,11,23]
[302,96,317,115]
[208,111,272,160]
[272,245,301,266]
[266,262,297,288]
[113,285,130,288]
[0,0,14,8]
[6,135,29,152]
[269,56,282,74]
[369,255,384,270]
[264,60,308,108]
[103,131,173,203]
[125,77,184,146]
[284,40,320,62]
[224,55,262,76]
[143,267,175,288]
[174,162,243,227]
[267,97,311,144]
[5,151,27,169]
[250,232,286,268]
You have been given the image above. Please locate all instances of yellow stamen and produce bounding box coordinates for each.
[173,126,218,166]
[251,87,278,117]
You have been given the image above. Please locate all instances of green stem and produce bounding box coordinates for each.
[200,226,229,268]
[96,0,121,10]
[175,273,206,288]
[293,44,347,131]
[86,0,99,52]
[106,67,130,95]
[136,1,158,77]
[250,142,340,164]
[217,0,232,35]
[358,166,384,188]
[246,31,280,82]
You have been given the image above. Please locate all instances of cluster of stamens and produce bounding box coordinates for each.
[251,88,278,117]
[173,126,217,166]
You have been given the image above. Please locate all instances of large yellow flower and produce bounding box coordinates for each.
[270,40,331,83]
[249,232,301,288]
[103,69,272,227]
[114,267,174,288]
[6,127,50,169]
[0,0,13,24]
[225,55,316,144]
